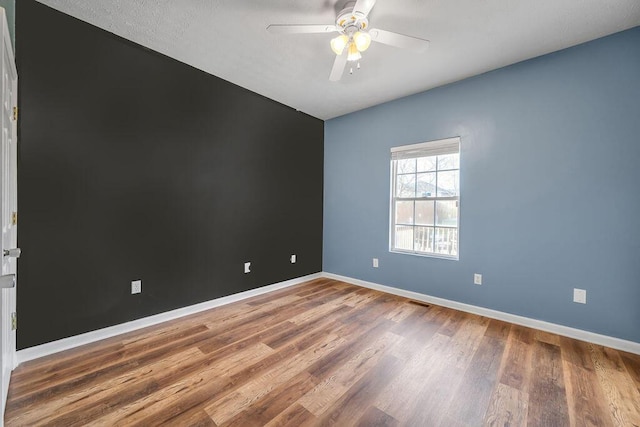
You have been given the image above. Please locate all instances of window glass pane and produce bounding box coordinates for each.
[415,200,434,226]
[391,139,460,259]
[414,226,434,253]
[395,201,414,225]
[417,156,436,172]
[397,158,416,174]
[437,153,460,170]
[396,174,415,197]
[416,172,436,197]
[436,170,459,197]
[436,200,458,227]
[394,225,414,251]
[434,228,458,256]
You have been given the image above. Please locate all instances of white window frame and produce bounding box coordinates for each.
[389,137,460,260]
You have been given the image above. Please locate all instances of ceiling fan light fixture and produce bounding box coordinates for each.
[347,42,362,62]
[353,31,371,52]
[267,0,430,82]
[330,34,349,55]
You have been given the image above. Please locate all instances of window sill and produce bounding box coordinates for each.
[389,249,459,261]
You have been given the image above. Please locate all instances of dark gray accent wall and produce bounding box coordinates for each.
[16,0,323,349]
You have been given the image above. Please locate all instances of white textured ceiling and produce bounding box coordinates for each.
[35,0,640,120]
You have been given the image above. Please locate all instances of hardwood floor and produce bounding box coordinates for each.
[5,278,640,426]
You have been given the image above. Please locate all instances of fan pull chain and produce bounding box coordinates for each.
[349,62,362,76]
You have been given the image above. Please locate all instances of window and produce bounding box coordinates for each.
[390,137,460,259]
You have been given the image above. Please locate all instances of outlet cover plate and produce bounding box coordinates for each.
[244,262,251,273]
[373,258,379,268]
[474,274,482,285]
[131,280,142,294]
[573,288,587,304]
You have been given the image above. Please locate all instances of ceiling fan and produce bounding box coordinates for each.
[267,0,430,81]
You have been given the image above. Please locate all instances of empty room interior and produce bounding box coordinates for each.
[0,0,639,425]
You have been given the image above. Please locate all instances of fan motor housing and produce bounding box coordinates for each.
[336,4,369,35]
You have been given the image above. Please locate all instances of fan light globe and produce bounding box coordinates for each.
[347,43,362,61]
[330,35,348,55]
[353,31,371,52]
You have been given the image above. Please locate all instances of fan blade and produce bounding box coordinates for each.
[369,28,430,52]
[352,0,377,18]
[329,51,348,82]
[267,24,338,35]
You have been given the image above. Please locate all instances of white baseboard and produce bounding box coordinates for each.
[322,272,640,355]
[16,273,323,365]
[16,270,640,364]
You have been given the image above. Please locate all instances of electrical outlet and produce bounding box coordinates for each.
[373,258,379,268]
[131,280,142,294]
[573,288,587,304]
[290,254,296,263]
[244,262,251,274]
[474,274,482,285]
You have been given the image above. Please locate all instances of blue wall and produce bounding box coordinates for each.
[324,27,640,343]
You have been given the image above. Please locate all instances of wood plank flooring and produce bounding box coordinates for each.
[5,278,640,426]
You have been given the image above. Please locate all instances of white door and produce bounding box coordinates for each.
[0,7,17,419]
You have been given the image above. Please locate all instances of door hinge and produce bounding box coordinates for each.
[12,106,17,121]
[11,211,17,226]
[10,312,16,331]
